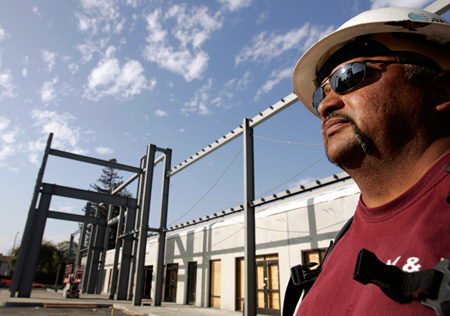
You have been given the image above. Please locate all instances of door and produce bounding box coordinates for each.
[209,259,221,308]
[143,266,153,299]
[235,255,280,315]
[164,263,178,302]
[256,255,280,315]
[186,262,197,305]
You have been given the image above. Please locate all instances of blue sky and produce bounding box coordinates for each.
[0,0,446,254]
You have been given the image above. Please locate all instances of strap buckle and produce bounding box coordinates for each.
[353,248,450,315]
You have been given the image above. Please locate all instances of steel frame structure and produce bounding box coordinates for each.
[9,134,173,307]
[10,2,450,308]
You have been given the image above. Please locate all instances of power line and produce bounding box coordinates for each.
[254,135,323,146]
[168,146,243,226]
[257,154,326,198]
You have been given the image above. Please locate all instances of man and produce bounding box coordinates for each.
[289,7,450,315]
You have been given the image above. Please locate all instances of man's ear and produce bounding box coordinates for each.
[435,70,450,113]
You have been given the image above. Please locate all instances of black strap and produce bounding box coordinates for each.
[282,216,353,316]
[354,248,450,316]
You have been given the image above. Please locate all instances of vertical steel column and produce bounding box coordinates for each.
[87,206,106,294]
[133,144,156,306]
[127,158,145,300]
[97,204,113,294]
[117,206,136,299]
[153,148,172,306]
[243,118,257,316]
[82,207,95,293]
[65,233,75,272]
[10,133,53,297]
[109,206,125,299]
[76,203,90,287]
[18,185,52,297]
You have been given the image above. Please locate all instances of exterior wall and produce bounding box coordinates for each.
[99,178,360,314]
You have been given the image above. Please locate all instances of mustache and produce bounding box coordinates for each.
[322,112,374,156]
[322,112,354,131]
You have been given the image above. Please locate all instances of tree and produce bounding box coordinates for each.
[10,240,65,286]
[86,159,133,249]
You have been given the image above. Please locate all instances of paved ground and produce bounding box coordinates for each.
[0,288,243,316]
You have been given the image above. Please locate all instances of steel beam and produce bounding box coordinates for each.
[243,118,257,316]
[424,0,450,14]
[127,157,146,301]
[133,145,157,306]
[49,148,142,174]
[97,205,113,294]
[18,188,52,297]
[48,210,105,225]
[42,183,137,208]
[86,206,106,294]
[117,207,137,300]
[10,133,53,297]
[153,148,172,306]
[109,207,125,299]
[169,93,298,177]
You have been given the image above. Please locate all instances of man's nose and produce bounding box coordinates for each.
[317,89,345,118]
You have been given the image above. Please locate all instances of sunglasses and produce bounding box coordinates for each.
[312,59,430,115]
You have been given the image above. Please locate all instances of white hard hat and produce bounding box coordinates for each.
[292,7,450,117]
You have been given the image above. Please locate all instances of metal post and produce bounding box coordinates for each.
[10,133,53,297]
[97,204,114,294]
[109,206,125,299]
[87,206,106,293]
[76,203,90,287]
[154,148,172,306]
[127,158,146,301]
[133,144,156,306]
[117,206,136,300]
[82,205,94,293]
[18,186,52,297]
[243,118,257,316]
[84,206,100,293]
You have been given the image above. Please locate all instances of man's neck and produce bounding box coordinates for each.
[345,138,450,208]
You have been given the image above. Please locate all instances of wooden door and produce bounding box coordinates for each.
[164,263,178,302]
[209,260,221,308]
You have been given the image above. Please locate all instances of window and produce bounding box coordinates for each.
[302,248,327,269]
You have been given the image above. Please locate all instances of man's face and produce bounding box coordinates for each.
[317,55,429,169]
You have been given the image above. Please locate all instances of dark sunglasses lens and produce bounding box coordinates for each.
[332,62,365,93]
[313,87,324,114]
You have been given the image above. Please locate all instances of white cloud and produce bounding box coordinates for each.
[95,146,113,155]
[217,0,252,11]
[182,79,212,116]
[32,6,42,18]
[40,77,58,103]
[22,68,28,77]
[0,24,8,42]
[143,5,223,81]
[41,50,57,72]
[155,109,169,117]
[255,67,292,99]
[85,55,156,101]
[287,177,315,190]
[68,63,79,74]
[370,0,431,9]
[76,0,122,35]
[0,116,21,161]
[0,69,16,100]
[235,24,334,65]
[28,109,88,164]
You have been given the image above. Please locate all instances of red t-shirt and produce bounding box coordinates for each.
[296,153,450,315]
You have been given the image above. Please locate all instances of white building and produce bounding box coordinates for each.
[100,174,359,315]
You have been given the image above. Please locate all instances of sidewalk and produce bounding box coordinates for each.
[0,288,243,316]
